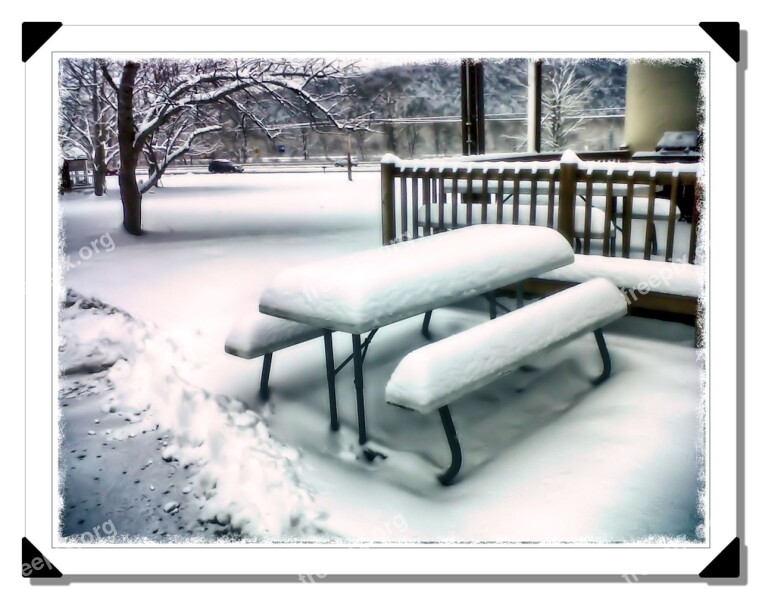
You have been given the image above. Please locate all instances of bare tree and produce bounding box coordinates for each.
[500,59,597,152]
[351,128,370,160]
[97,58,369,235]
[541,59,596,151]
[401,97,429,158]
[59,59,118,196]
[380,91,399,154]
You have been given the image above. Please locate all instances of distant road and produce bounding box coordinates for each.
[136,161,382,177]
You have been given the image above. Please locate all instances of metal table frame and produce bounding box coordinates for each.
[305,288,523,457]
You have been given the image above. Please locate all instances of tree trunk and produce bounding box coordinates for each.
[433,124,442,157]
[301,129,309,160]
[241,123,248,164]
[384,123,397,154]
[117,62,142,235]
[91,61,107,196]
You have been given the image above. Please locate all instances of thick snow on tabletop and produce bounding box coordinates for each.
[259,224,574,333]
[386,278,628,413]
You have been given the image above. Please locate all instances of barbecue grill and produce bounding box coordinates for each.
[631,131,701,222]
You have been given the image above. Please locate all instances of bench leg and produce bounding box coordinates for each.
[484,292,513,317]
[422,310,433,339]
[607,232,616,257]
[650,222,658,256]
[437,406,463,486]
[592,328,612,385]
[259,352,273,401]
[352,334,368,445]
[486,292,497,320]
[323,331,340,432]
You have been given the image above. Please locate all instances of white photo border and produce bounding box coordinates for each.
[25,24,737,576]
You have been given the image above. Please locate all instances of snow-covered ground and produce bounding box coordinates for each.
[58,172,703,543]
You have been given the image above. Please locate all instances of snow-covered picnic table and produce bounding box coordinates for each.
[258,224,574,447]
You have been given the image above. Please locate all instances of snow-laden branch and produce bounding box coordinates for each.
[221,96,282,140]
[98,61,119,93]
[138,124,221,194]
[60,135,91,159]
[257,77,371,133]
[135,78,252,151]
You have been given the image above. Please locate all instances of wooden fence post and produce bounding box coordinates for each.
[381,156,397,245]
[558,152,579,247]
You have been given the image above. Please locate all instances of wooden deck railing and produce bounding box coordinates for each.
[380,152,702,265]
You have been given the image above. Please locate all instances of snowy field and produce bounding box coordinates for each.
[58,172,703,543]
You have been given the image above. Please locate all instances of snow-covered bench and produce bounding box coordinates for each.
[536,254,703,299]
[385,278,629,485]
[530,253,703,338]
[225,312,323,400]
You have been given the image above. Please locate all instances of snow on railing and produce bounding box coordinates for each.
[381,152,703,177]
[381,152,702,264]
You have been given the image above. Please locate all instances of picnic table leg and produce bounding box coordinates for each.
[323,331,340,432]
[352,334,368,445]
[486,292,497,320]
[422,311,433,339]
[609,231,615,257]
[592,328,612,385]
[259,352,273,401]
[437,406,462,486]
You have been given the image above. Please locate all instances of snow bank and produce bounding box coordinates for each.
[59,291,318,540]
[260,224,574,333]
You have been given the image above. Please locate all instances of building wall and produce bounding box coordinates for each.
[624,61,701,152]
